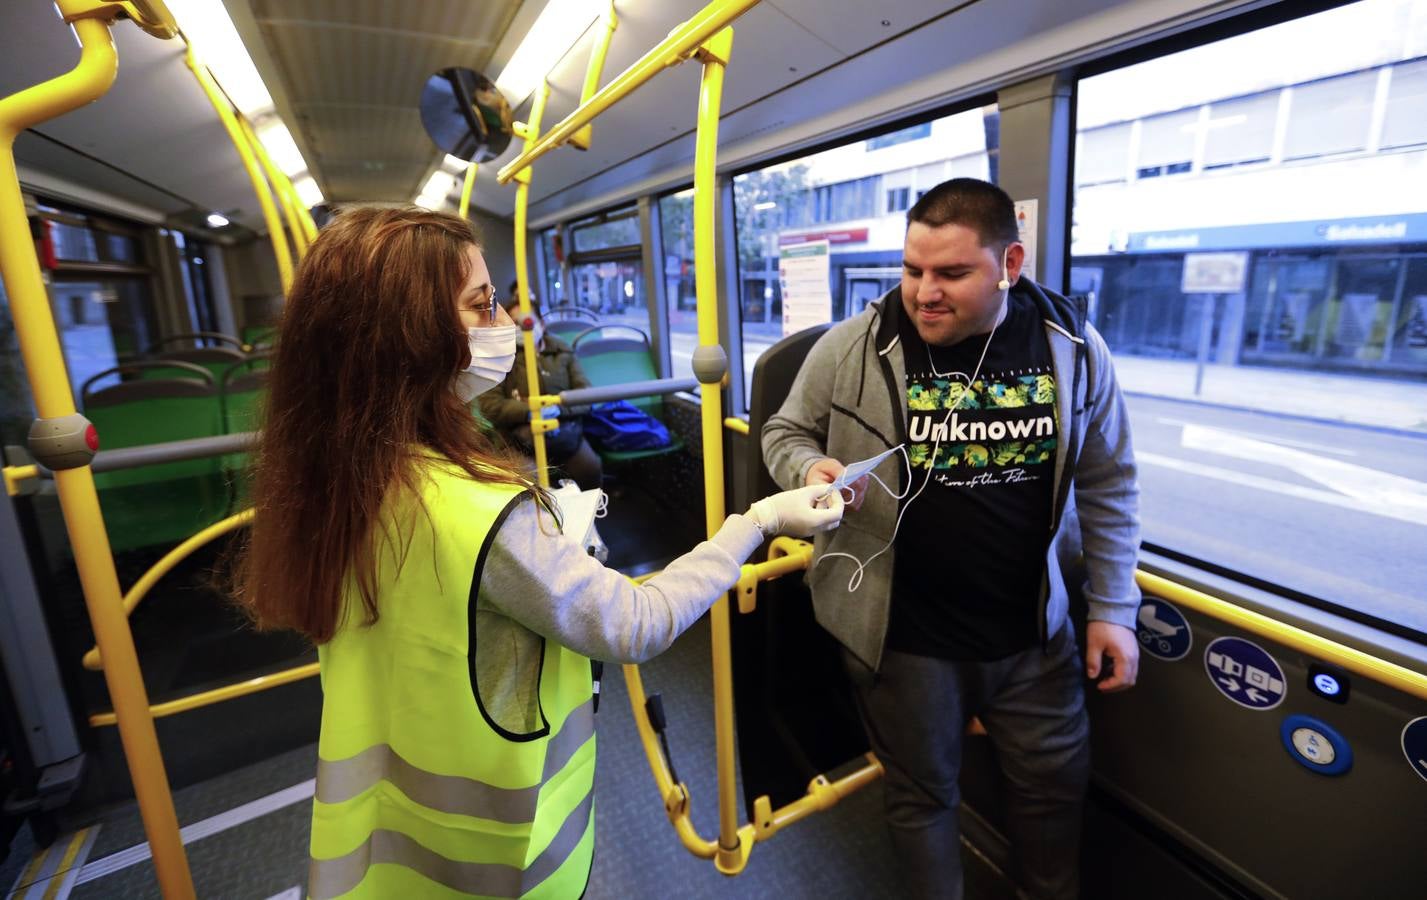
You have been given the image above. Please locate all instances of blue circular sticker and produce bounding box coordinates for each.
[1402,717,1427,784]
[1204,636,1286,710]
[1136,597,1192,661]
[1280,714,1352,776]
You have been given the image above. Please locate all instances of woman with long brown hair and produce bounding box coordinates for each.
[230,206,841,899]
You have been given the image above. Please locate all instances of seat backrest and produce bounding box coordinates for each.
[545,319,589,339]
[220,355,270,436]
[732,320,868,818]
[144,347,249,385]
[82,363,223,487]
[745,323,832,503]
[576,337,662,415]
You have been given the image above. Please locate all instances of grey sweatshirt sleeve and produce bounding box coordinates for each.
[1074,325,1142,629]
[476,498,766,663]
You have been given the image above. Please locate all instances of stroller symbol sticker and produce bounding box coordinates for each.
[1136,598,1192,661]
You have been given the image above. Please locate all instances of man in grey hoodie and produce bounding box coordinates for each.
[762,178,1141,899]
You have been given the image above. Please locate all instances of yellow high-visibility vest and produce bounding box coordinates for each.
[309,456,595,899]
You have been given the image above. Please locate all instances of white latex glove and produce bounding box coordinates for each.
[747,484,845,538]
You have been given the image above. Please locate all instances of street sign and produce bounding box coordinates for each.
[1181,251,1249,293]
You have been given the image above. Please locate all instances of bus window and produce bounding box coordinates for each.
[566,208,649,338]
[733,104,1000,409]
[1072,0,1427,635]
[659,188,697,382]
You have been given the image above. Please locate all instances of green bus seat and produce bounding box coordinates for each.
[572,326,685,463]
[545,305,600,340]
[81,362,228,553]
[145,333,251,383]
[219,356,269,508]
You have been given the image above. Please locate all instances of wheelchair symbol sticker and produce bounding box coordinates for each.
[1136,597,1192,661]
[1204,637,1285,710]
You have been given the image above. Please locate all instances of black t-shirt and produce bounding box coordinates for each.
[886,293,1058,660]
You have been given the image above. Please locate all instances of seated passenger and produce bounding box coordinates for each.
[229,206,843,899]
[478,288,603,490]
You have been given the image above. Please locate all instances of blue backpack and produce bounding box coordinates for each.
[584,400,671,451]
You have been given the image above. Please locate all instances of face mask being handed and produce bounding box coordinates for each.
[455,324,519,402]
[832,443,907,504]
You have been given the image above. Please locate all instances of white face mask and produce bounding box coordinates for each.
[455,324,519,402]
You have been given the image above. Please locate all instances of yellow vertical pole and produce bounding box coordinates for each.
[238,115,306,258]
[0,17,194,899]
[690,27,743,873]
[184,51,293,294]
[282,168,318,242]
[458,161,477,220]
[514,82,552,486]
[568,1,618,151]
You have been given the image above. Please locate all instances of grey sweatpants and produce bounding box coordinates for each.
[843,623,1091,900]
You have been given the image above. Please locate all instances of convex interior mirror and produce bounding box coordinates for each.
[420,67,513,163]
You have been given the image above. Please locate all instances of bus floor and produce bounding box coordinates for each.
[4,609,1024,899]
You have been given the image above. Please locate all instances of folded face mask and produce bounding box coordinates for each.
[833,444,905,499]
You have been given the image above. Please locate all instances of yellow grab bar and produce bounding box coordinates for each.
[2,7,193,896]
[184,50,293,294]
[458,161,477,220]
[497,0,759,183]
[1137,570,1427,702]
[513,82,553,486]
[83,509,254,670]
[4,464,38,496]
[568,1,619,151]
[238,114,306,258]
[89,662,320,727]
[688,27,747,874]
[723,416,749,435]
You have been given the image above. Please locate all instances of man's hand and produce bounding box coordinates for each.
[805,458,869,510]
[1085,621,1139,693]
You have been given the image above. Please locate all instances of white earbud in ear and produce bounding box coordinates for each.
[997,245,1011,291]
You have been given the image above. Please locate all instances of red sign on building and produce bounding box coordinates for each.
[778,228,869,246]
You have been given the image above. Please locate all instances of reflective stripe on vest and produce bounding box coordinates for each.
[309,791,593,899]
[309,458,595,898]
[314,698,595,823]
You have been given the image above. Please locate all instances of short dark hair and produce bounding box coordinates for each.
[502,285,541,318]
[906,178,1018,248]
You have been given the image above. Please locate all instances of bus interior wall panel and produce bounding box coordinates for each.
[1084,601,1427,900]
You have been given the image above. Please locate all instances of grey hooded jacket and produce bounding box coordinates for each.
[762,279,1141,671]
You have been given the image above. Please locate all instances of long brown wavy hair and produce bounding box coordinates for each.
[231,206,535,643]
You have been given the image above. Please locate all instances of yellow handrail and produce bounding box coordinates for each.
[686,25,752,875]
[3,463,38,496]
[89,662,320,727]
[723,416,749,436]
[457,161,477,220]
[568,0,619,151]
[496,0,760,183]
[184,49,293,294]
[514,82,553,487]
[83,509,254,670]
[1,5,193,895]
[237,114,306,259]
[1137,570,1427,701]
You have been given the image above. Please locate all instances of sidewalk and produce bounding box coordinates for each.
[1113,357,1427,434]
